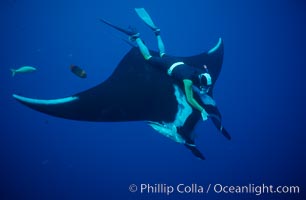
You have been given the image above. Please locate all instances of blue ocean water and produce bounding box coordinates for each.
[1,0,305,199]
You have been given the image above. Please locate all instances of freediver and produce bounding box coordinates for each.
[129,8,212,121]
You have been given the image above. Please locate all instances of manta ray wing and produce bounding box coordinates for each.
[13,38,227,159]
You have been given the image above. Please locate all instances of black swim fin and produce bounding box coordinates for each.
[99,18,136,36]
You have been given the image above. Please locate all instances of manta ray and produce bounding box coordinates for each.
[12,37,230,160]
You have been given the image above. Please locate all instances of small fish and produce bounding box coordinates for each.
[70,65,87,78]
[10,66,37,77]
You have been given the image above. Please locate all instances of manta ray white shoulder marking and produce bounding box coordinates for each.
[12,94,79,105]
[208,37,222,54]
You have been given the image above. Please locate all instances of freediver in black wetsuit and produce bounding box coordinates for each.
[131,8,212,122]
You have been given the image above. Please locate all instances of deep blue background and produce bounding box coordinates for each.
[1,0,305,199]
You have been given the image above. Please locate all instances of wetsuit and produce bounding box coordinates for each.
[148,56,209,88]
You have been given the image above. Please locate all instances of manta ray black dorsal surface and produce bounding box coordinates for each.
[13,38,228,160]
[13,38,223,122]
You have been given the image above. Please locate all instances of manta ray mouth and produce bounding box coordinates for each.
[12,94,79,105]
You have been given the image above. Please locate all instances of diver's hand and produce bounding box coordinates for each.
[201,109,209,121]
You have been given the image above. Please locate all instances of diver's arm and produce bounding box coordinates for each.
[183,79,204,112]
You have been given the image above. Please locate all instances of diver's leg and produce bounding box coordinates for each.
[134,37,152,60]
[154,29,166,57]
[134,38,169,73]
[131,33,169,72]
[134,8,166,57]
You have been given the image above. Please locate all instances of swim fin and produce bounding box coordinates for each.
[135,8,158,30]
[99,18,136,36]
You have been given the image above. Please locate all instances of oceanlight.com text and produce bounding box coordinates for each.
[213,183,300,196]
[128,183,300,196]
